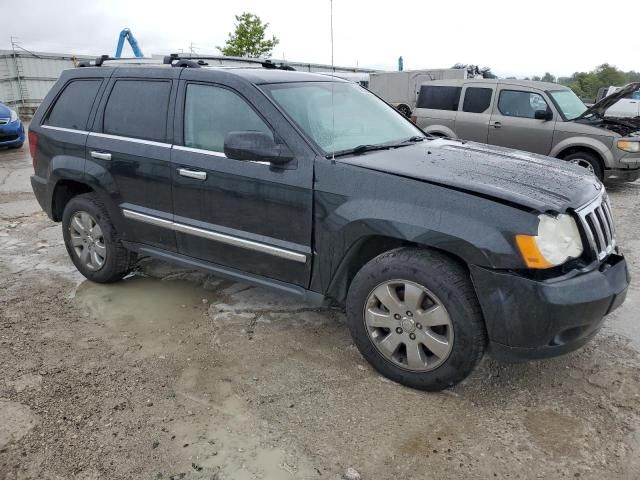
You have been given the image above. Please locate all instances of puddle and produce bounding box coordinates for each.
[74,275,222,356]
[0,400,39,449]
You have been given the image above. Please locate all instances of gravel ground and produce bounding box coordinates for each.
[1,143,639,480]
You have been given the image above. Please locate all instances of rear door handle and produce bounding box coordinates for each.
[489,121,502,129]
[90,151,111,161]
[178,168,207,181]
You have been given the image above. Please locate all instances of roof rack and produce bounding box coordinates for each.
[78,54,150,67]
[162,53,296,71]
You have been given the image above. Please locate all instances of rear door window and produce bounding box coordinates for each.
[45,79,102,130]
[498,90,548,118]
[183,83,273,153]
[462,87,493,113]
[416,86,461,111]
[103,80,171,142]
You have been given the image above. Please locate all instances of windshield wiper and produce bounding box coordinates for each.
[329,136,427,158]
[330,144,393,158]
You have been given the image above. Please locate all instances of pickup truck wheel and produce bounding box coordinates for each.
[62,193,135,283]
[346,248,486,391]
[564,152,603,180]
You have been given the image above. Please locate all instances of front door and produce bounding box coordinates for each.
[170,77,314,287]
[87,69,179,251]
[487,87,556,155]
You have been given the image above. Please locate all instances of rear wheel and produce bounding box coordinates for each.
[62,193,135,283]
[396,104,411,117]
[346,248,487,391]
[564,151,603,180]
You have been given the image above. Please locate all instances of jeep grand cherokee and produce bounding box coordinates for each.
[28,57,629,391]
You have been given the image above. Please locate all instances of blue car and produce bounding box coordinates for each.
[0,102,25,149]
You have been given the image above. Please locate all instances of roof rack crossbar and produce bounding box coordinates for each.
[163,54,296,71]
[78,54,147,67]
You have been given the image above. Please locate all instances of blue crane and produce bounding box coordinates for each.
[115,28,144,58]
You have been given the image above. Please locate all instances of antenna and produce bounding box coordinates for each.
[330,0,335,160]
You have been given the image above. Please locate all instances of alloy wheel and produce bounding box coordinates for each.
[568,158,595,174]
[69,211,106,271]
[363,279,454,372]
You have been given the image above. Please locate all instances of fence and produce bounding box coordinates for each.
[0,48,376,117]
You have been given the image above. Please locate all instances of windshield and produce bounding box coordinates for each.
[549,89,588,120]
[261,81,424,156]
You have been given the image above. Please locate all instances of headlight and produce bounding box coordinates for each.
[617,139,640,153]
[9,109,18,123]
[515,214,583,269]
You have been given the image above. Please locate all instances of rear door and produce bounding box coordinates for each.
[487,85,556,154]
[170,74,314,286]
[87,68,179,252]
[454,84,495,143]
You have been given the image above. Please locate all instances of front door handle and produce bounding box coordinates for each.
[90,151,112,161]
[489,121,502,129]
[178,168,207,181]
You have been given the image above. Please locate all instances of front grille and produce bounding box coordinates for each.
[0,118,9,125]
[576,193,616,261]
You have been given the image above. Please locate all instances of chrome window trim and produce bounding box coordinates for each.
[173,145,227,158]
[89,132,171,148]
[42,125,89,135]
[122,208,307,263]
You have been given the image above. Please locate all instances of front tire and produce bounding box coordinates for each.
[62,193,135,283]
[346,248,487,391]
[564,151,603,180]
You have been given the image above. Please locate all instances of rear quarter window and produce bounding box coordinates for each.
[45,79,102,130]
[416,85,461,111]
[103,80,171,142]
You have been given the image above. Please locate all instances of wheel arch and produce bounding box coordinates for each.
[422,125,457,139]
[324,235,472,304]
[51,179,94,221]
[550,137,614,168]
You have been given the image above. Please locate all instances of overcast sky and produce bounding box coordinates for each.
[1,0,637,78]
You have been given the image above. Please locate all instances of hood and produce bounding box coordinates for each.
[340,139,602,212]
[576,82,640,119]
[0,103,11,119]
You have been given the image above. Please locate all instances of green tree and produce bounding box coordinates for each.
[540,72,556,83]
[218,12,279,58]
[625,71,640,83]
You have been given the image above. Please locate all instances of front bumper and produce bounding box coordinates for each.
[605,167,640,182]
[470,253,629,362]
[0,120,25,147]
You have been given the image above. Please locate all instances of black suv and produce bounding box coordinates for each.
[29,58,629,391]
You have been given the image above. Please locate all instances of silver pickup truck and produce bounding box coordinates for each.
[412,79,640,181]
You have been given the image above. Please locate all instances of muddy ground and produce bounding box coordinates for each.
[1,142,639,480]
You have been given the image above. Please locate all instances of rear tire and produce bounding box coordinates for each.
[396,104,411,117]
[564,151,603,180]
[62,193,135,283]
[346,248,487,391]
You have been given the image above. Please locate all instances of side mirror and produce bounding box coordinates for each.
[534,109,553,121]
[223,131,294,166]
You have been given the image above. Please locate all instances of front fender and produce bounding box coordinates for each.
[550,136,615,167]
[310,160,538,298]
